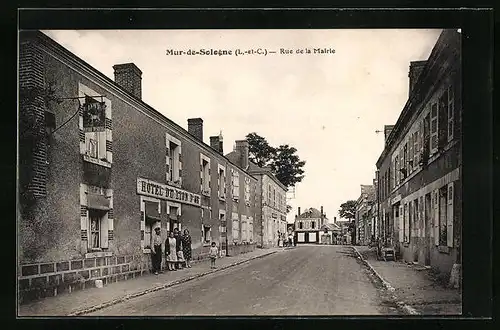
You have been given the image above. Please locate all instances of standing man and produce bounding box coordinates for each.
[151,225,163,275]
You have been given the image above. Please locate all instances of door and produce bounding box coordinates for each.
[424,193,431,265]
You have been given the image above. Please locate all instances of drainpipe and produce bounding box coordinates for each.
[260,177,264,248]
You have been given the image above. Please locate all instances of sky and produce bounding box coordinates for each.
[42,29,442,224]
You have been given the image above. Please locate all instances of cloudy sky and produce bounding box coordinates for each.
[43,29,442,223]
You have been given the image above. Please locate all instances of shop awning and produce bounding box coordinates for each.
[87,193,110,211]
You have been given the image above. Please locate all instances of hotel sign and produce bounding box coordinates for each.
[137,178,201,207]
[82,96,106,132]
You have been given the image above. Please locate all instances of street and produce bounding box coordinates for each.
[87,245,400,316]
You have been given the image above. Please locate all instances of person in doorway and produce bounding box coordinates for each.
[173,228,183,269]
[288,233,293,247]
[209,242,218,269]
[151,225,163,275]
[165,231,178,271]
[182,229,193,268]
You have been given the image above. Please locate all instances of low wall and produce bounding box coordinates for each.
[18,254,153,305]
[227,243,256,256]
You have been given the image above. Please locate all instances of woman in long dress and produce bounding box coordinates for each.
[182,229,192,268]
[165,231,178,271]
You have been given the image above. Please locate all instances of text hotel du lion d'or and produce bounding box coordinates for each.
[165,47,336,57]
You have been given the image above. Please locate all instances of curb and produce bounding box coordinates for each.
[351,246,419,316]
[67,250,278,316]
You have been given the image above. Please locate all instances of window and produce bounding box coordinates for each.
[299,221,303,229]
[166,137,181,185]
[88,209,108,250]
[447,85,455,141]
[241,216,247,242]
[82,95,107,161]
[200,156,210,195]
[203,225,211,244]
[273,188,276,207]
[311,221,315,229]
[430,102,439,153]
[402,144,408,179]
[232,169,240,201]
[413,130,419,170]
[218,165,226,200]
[409,134,414,172]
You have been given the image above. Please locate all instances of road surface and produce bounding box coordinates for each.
[87,245,399,316]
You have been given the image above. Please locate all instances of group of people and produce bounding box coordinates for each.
[278,231,296,247]
[151,226,220,274]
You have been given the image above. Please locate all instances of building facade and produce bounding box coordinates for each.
[355,185,375,245]
[226,144,288,248]
[376,29,462,282]
[18,31,258,303]
[293,207,328,244]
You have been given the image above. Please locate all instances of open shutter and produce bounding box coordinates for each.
[140,215,145,250]
[398,205,404,243]
[178,151,182,182]
[409,135,414,172]
[166,147,171,182]
[447,182,454,247]
[430,102,439,154]
[100,214,109,248]
[433,190,440,246]
[223,170,227,198]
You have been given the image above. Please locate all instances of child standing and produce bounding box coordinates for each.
[209,242,218,269]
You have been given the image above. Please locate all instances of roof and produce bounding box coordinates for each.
[320,223,341,232]
[297,207,323,219]
[25,31,258,181]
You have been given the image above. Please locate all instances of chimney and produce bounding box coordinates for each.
[384,125,395,144]
[408,60,427,95]
[235,140,249,169]
[113,63,142,99]
[334,216,337,223]
[187,118,203,142]
[210,134,223,154]
[298,207,301,216]
[321,206,324,217]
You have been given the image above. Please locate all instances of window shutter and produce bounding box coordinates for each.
[100,215,109,248]
[448,85,455,142]
[409,135,414,172]
[430,102,439,153]
[398,205,403,243]
[166,153,171,182]
[140,215,145,250]
[108,213,114,242]
[447,182,454,247]
[433,190,440,246]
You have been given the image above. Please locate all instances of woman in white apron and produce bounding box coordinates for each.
[165,231,178,271]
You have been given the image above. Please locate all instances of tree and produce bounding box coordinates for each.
[246,133,306,189]
[270,145,306,188]
[338,200,357,223]
[246,133,275,168]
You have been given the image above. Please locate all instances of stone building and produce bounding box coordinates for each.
[18,31,258,303]
[375,29,462,283]
[226,144,288,248]
[293,207,327,244]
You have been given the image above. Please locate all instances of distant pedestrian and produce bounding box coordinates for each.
[182,229,192,268]
[151,225,163,275]
[209,242,218,269]
[165,231,178,271]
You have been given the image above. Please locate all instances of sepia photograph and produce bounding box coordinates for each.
[17,16,470,317]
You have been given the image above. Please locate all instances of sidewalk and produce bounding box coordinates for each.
[18,248,282,317]
[353,246,462,315]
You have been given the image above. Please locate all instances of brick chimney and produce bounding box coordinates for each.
[187,118,203,142]
[384,125,395,144]
[210,134,223,154]
[408,60,427,95]
[113,63,142,99]
[235,140,249,169]
[298,207,301,216]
